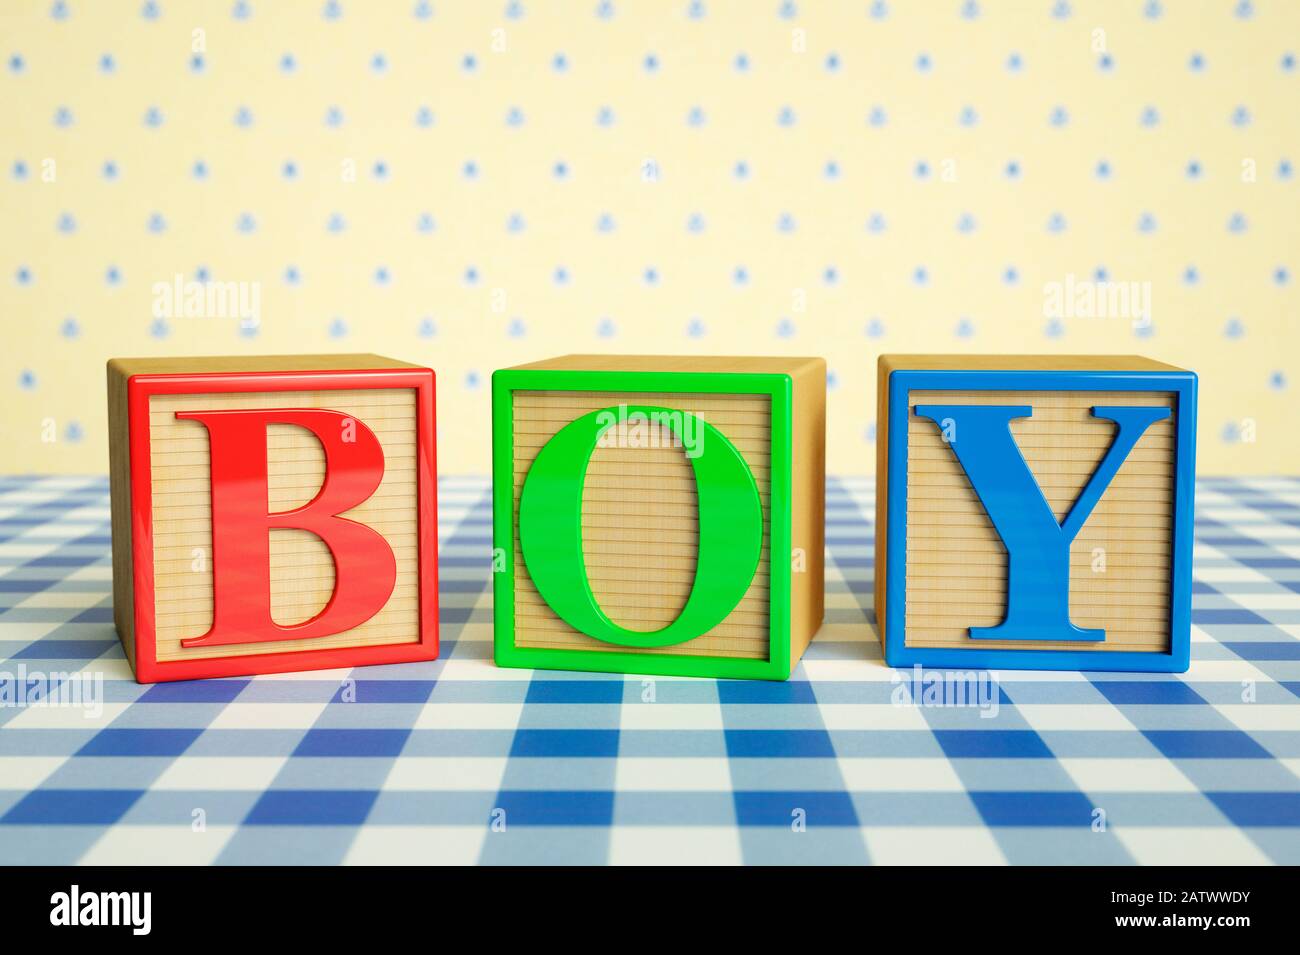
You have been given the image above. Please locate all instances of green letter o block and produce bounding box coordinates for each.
[518,405,763,648]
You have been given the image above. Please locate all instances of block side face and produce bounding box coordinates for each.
[511,389,774,661]
[145,385,422,662]
[107,364,137,672]
[788,363,826,666]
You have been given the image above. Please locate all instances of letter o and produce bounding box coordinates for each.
[518,405,762,647]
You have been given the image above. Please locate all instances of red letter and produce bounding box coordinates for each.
[175,408,397,648]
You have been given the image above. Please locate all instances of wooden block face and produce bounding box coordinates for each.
[108,359,438,682]
[878,359,1197,673]
[494,358,828,680]
[904,389,1175,653]
[148,387,420,662]
[511,390,772,660]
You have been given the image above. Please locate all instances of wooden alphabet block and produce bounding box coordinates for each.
[875,355,1197,672]
[107,354,438,682]
[493,355,826,680]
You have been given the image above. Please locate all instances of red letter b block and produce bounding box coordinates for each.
[107,355,438,682]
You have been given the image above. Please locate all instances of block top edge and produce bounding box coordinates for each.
[878,354,1188,375]
[500,354,825,375]
[108,354,426,378]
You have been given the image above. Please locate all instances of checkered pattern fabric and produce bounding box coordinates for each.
[0,475,1296,865]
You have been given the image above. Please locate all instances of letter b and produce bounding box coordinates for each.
[176,408,397,647]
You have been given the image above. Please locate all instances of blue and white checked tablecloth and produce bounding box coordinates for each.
[0,475,1297,866]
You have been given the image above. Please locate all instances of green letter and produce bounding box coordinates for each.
[518,404,762,647]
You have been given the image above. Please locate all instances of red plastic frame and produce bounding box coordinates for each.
[126,367,438,682]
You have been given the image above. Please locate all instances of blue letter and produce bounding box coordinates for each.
[913,404,1171,642]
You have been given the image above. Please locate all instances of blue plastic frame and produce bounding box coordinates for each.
[884,369,1197,673]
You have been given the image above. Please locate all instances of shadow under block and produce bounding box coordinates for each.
[875,355,1196,672]
[493,355,826,680]
[107,354,439,682]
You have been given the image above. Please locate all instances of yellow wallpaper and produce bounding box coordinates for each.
[2,0,1297,476]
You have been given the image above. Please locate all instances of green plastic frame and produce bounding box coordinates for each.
[492,367,794,680]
